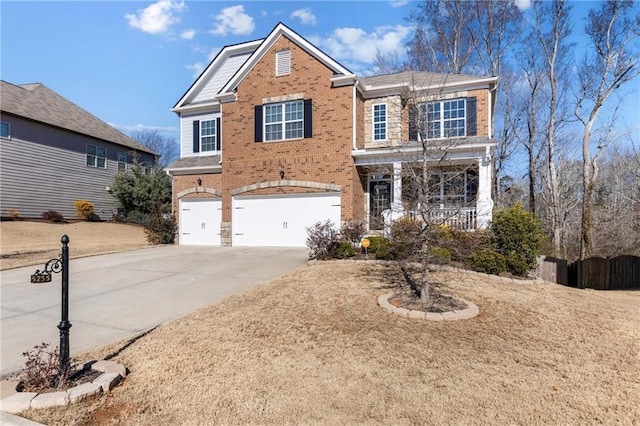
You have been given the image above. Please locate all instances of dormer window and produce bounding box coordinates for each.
[275,50,291,76]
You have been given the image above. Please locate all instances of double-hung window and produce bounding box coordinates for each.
[420,98,466,139]
[1,121,10,139]
[87,144,106,168]
[117,152,127,172]
[200,119,217,152]
[373,103,387,141]
[264,100,303,141]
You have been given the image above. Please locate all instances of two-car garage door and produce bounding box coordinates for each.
[232,193,341,247]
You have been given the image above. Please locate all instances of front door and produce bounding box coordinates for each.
[369,176,392,230]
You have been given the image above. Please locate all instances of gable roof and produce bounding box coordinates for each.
[217,22,355,99]
[171,39,263,112]
[1,80,155,155]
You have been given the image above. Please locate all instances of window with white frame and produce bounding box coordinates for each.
[117,152,127,172]
[373,103,387,141]
[1,121,9,139]
[428,171,477,206]
[264,100,303,141]
[275,50,291,76]
[200,119,217,151]
[86,144,106,168]
[420,98,466,139]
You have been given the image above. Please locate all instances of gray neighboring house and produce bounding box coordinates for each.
[0,80,156,220]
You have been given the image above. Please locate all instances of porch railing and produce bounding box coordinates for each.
[385,207,478,232]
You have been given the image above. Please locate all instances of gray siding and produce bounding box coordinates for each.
[0,115,154,220]
[180,111,221,158]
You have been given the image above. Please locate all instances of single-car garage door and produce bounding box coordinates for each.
[232,193,341,247]
[179,198,222,246]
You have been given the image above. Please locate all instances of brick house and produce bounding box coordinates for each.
[167,23,497,247]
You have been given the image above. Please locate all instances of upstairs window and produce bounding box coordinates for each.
[200,119,218,151]
[1,121,9,139]
[192,118,221,154]
[411,97,476,141]
[117,152,128,172]
[373,103,387,141]
[265,100,303,141]
[86,144,106,168]
[275,50,291,76]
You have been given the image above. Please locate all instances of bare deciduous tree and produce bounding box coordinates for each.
[130,129,179,168]
[575,0,640,258]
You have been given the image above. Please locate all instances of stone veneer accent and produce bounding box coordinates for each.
[176,187,221,199]
[231,180,341,196]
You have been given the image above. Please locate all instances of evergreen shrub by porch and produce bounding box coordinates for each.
[490,203,543,276]
[74,200,95,221]
[333,241,356,259]
[429,246,452,264]
[471,249,506,275]
[365,236,394,260]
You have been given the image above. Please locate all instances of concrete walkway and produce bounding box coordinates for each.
[1,245,308,377]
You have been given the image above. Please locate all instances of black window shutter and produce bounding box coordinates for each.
[254,105,263,142]
[304,99,313,138]
[408,104,418,141]
[216,117,221,151]
[192,120,200,153]
[466,97,477,137]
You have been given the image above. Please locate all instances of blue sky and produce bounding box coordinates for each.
[1,1,637,143]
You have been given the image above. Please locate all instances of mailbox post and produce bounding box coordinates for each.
[31,235,71,373]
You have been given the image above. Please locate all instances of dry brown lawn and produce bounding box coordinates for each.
[19,261,640,425]
[0,221,151,270]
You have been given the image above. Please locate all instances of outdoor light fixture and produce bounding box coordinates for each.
[280,170,285,179]
[197,178,202,186]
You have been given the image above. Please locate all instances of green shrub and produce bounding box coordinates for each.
[41,210,64,223]
[471,249,506,275]
[506,251,530,277]
[429,224,490,262]
[365,236,394,260]
[429,246,452,264]
[491,203,543,276]
[74,200,94,221]
[333,241,356,259]
[144,214,177,244]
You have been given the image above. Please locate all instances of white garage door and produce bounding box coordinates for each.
[179,199,222,246]
[232,193,341,247]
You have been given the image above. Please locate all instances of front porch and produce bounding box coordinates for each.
[354,145,494,233]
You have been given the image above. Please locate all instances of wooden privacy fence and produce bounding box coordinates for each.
[567,255,640,290]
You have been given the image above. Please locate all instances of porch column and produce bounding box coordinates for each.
[392,162,403,217]
[476,148,494,229]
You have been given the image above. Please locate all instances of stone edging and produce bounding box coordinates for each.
[0,360,126,414]
[378,293,479,321]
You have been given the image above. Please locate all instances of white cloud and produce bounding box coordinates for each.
[291,8,317,26]
[210,5,255,36]
[312,25,411,65]
[180,29,196,40]
[186,62,206,78]
[514,0,532,11]
[125,0,185,35]
[390,1,408,7]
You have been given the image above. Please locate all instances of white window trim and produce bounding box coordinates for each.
[263,100,304,142]
[372,103,388,141]
[1,121,10,139]
[117,151,128,172]
[275,50,291,76]
[420,98,467,141]
[86,144,107,169]
[200,119,218,152]
[430,171,471,206]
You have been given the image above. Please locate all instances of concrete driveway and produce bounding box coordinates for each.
[0,245,308,377]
